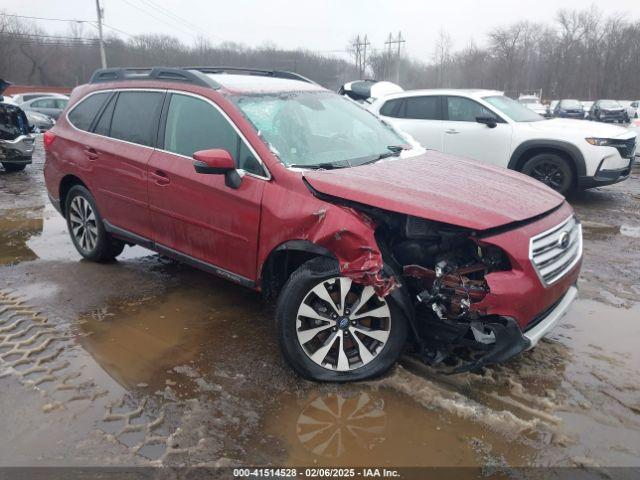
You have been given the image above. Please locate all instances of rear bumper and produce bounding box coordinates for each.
[523,285,577,347]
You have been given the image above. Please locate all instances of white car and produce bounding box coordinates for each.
[518,95,547,116]
[582,101,594,119]
[626,100,639,120]
[12,92,68,105]
[370,89,637,194]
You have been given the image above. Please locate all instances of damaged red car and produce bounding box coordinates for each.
[44,67,582,381]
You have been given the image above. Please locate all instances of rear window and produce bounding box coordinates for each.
[68,92,110,131]
[31,98,57,108]
[560,100,582,109]
[93,94,116,137]
[110,91,164,147]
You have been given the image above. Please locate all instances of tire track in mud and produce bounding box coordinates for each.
[0,290,243,466]
[382,349,570,447]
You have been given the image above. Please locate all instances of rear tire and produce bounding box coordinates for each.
[2,163,27,172]
[276,257,407,382]
[521,153,574,195]
[65,185,125,262]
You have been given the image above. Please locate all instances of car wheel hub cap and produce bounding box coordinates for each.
[69,196,98,252]
[295,277,391,372]
[532,163,564,189]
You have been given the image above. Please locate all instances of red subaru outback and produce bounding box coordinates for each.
[44,67,582,381]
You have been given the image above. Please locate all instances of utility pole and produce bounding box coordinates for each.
[361,34,369,79]
[95,0,107,68]
[385,31,405,84]
[352,35,370,79]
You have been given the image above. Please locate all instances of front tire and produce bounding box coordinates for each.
[2,162,27,172]
[521,153,574,195]
[276,257,407,382]
[65,185,125,262]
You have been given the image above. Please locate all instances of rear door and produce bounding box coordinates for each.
[85,89,165,240]
[379,95,444,150]
[147,92,266,282]
[440,95,513,167]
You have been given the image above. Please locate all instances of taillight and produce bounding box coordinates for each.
[43,131,56,150]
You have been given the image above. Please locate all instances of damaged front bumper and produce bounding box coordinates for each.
[522,285,577,348]
[424,285,577,373]
[0,134,36,161]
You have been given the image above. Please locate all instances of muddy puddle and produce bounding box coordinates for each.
[63,286,640,467]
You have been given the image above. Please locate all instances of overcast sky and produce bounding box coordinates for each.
[2,0,640,60]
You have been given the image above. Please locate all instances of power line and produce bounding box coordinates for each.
[0,12,93,23]
[2,32,97,41]
[118,0,201,39]
[136,0,223,41]
[0,12,134,39]
[102,22,135,38]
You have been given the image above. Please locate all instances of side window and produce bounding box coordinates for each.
[110,91,164,147]
[163,94,265,176]
[93,94,116,137]
[446,96,495,122]
[32,98,57,108]
[404,96,441,120]
[67,92,110,131]
[55,99,68,109]
[379,99,403,117]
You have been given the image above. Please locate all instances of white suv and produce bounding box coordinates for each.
[370,89,637,194]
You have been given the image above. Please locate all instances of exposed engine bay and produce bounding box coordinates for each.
[370,210,530,373]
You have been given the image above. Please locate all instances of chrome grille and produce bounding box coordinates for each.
[529,215,582,286]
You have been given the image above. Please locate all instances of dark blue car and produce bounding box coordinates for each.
[554,99,585,119]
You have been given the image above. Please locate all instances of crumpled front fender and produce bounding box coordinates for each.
[257,181,395,296]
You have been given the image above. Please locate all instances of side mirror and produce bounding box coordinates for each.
[193,149,242,189]
[476,116,497,128]
[193,149,235,174]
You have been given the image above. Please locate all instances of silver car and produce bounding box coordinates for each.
[20,95,69,120]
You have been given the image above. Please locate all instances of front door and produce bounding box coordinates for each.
[148,92,267,281]
[440,95,513,167]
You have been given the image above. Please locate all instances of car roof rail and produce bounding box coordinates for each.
[89,67,221,89]
[185,66,317,84]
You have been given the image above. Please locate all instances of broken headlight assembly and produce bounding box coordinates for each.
[378,214,523,372]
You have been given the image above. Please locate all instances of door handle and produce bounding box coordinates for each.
[445,129,460,134]
[150,169,170,186]
[83,146,99,160]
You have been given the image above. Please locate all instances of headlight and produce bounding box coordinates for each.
[585,137,612,146]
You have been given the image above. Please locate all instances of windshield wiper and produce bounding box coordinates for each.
[355,144,411,166]
[288,161,350,170]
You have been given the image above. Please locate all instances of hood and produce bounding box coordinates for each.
[526,118,634,138]
[303,151,565,231]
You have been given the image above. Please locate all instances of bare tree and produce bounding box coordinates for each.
[2,7,640,99]
[432,27,452,87]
